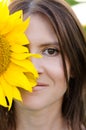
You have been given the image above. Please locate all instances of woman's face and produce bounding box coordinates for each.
[20,14,70,110]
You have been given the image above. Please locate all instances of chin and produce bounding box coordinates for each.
[21,95,47,110]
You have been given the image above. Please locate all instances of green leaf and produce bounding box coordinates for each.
[83,26,86,32]
[65,0,79,6]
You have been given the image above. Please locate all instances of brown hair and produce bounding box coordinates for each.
[0,0,86,130]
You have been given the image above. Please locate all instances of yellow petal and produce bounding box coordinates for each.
[12,17,30,33]
[0,2,9,32]
[30,54,42,58]
[0,11,23,35]
[0,0,9,20]
[5,18,30,45]
[3,63,33,92]
[11,53,31,60]
[9,10,23,26]
[5,17,30,37]
[0,76,13,109]
[11,59,39,77]
[13,87,22,101]
[0,76,22,110]
[25,73,37,87]
[10,44,29,53]
[11,52,41,60]
[15,33,30,45]
[0,83,7,107]
[6,33,29,45]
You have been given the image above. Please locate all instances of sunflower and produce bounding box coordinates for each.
[0,0,40,109]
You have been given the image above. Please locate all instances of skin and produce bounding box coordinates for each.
[15,14,71,130]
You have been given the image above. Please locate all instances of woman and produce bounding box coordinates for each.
[0,0,86,130]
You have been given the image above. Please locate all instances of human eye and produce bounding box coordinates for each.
[42,47,59,57]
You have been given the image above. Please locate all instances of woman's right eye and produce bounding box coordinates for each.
[42,48,59,57]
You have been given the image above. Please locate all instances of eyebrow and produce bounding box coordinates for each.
[38,42,59,48]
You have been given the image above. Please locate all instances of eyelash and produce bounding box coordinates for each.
[42,48,59,57]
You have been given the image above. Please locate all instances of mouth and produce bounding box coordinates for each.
[32,82,49,91]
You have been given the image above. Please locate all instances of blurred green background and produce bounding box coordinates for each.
[65,0,79,5]
[65,0,86,32]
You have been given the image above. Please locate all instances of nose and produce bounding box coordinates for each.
[31,57,44,74]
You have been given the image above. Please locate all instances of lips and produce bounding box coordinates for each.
[37,82,48,86]
[32,82,48,91]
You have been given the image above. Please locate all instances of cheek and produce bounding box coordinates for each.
[45,56,70,82]
[44,56,65,81]
[44,57,68,93]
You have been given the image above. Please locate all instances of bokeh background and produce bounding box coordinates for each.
[65,0,86,32]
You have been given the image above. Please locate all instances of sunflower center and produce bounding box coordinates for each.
[0,36,11,75]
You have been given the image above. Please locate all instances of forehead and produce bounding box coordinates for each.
[25,13,58,44]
